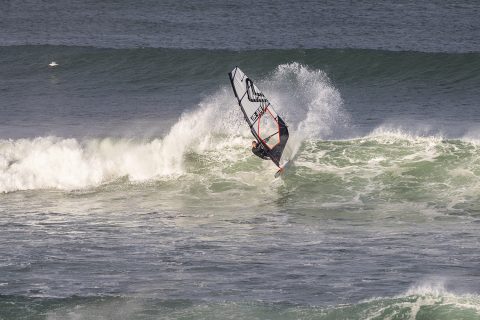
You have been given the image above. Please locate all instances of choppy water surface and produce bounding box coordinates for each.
[1,1,480,319]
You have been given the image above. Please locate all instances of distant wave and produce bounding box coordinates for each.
[1,281,479,319]
[1,45,479,87]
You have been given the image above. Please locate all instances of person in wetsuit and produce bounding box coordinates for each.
[251,140,270,160]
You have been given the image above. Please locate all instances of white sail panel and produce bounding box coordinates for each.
[257,108,280,149]
[228,67,289,167]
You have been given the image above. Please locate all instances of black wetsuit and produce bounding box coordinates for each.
[252,144,270,160]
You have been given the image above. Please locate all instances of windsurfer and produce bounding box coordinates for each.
[251,141,270,160]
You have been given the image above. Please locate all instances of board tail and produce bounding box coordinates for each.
[274,160,291,178]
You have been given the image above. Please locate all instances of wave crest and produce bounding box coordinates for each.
[0,137,183,193]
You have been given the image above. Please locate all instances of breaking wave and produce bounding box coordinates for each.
[2,62,480,204]
[2,282,479,320]
[0,63,347,193]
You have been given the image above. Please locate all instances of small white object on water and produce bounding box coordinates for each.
[49,61,58,67]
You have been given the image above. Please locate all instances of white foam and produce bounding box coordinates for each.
[248,62,349,164]
[405,279,449,297]
[265,63,348,136]
[358,280,480,319]
[404,280,480,314]
[366,126,445,143]
[0,137,180,192]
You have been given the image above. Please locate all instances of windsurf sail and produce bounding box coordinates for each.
[228,67,289,167]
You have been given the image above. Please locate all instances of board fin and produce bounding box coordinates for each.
[274,160,291,178]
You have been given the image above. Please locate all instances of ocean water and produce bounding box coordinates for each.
[1,1,480,319]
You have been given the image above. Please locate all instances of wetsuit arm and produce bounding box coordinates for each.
[252,145,270,160]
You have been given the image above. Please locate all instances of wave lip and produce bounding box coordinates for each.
[352,281,480,320]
